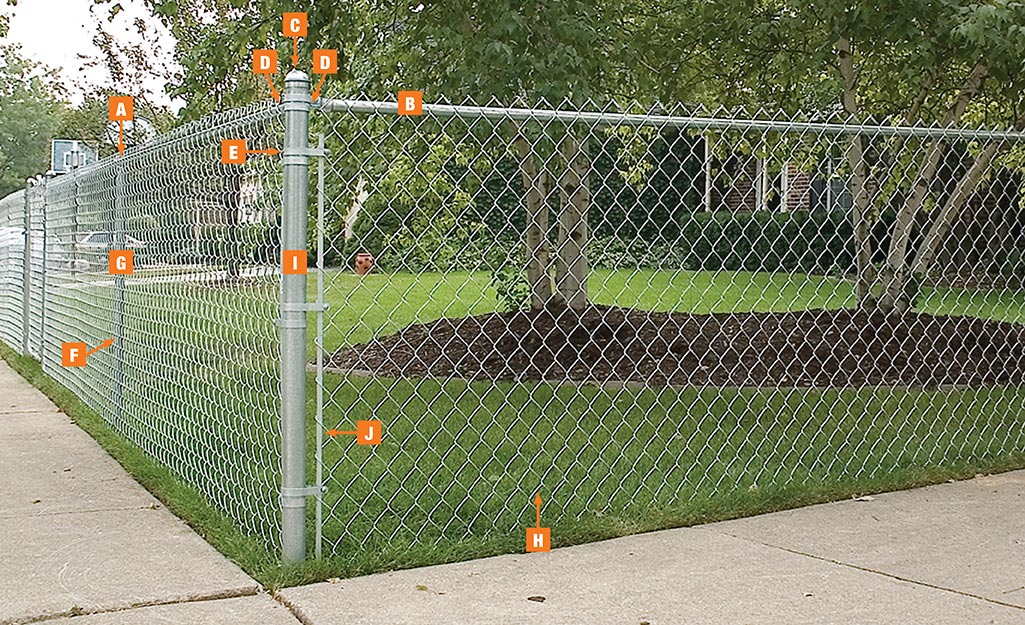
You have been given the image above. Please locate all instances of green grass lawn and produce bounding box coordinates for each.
[298,268,1025,581]
[7,267,1025,587]
[309,268,1025,352]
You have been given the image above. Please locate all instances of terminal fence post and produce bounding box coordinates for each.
[280,69,312,563]
[113,165,126,427]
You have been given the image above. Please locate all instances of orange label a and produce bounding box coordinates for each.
[313,50,338,74]
[282,249,307,275]
[526,528,550,552]
[62,342,88,367]
[355,420,382,445]
[282,12,307,37]
[108,96,134,121]
[253,49,279,75]
[397,91,423,116]
[108,250,134,275]
[221,139,246,164]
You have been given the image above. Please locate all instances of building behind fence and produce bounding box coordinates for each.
[1,71,1024,564]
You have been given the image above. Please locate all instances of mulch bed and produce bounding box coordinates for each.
[328,306,1025,388]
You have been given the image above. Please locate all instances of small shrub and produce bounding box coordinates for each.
[1002,249,1025,287]
[490,245,530,312]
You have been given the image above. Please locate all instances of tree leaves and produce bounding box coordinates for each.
[0,45,64,195]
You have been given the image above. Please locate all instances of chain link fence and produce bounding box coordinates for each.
[311,95,1025,558]
[0,102,285,549]
[0,189,27,351]
[1,81,1024,565]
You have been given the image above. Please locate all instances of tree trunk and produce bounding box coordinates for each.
[553,131,589,312]
[837,37,876,309]
[513,131,552,310]
[879,62,987,312]
[910,111,1025,278]
[704,134,714,211]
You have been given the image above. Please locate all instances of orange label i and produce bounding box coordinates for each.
[108,250,134,275]
[253,49,279,74]
[221,139,246,164]
[282,250,307,274]
[108,96,134,121]
[397,91,423,116]
[355,420,382,445]
[282,12,307,37]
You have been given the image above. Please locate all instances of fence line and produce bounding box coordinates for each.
[1,81,1023,565]
[0,101,286,550]
[321,98,1025,141]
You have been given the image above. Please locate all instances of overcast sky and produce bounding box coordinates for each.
[3,0,181,109]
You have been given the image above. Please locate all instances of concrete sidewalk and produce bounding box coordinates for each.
[0,361,297,625]
[6,359,1025,624]
[279,473,1025,624]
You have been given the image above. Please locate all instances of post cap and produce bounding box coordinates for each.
[285,69,309,85]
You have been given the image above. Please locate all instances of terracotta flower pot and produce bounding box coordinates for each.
[355,252,374,276]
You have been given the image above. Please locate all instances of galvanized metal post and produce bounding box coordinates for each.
[22,183,32,357]
[113,166,126,427]
[39,178,48,362]
[280,69,311,563]
[314,133,326,559]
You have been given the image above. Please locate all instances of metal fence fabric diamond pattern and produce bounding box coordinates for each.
[0,190,27,351]
[0,93,1023,563]
[0,102,285,549]
[311,97,1025,557]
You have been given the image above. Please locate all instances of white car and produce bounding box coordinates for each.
[0,227,76,269]
[73,231,147,269]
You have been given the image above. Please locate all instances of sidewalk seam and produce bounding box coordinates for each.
[0,504,163,521]
[713,529,1025,613]
[0,587,266,625]
[271,589,317,625]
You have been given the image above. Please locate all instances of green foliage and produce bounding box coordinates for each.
[142,1,635,117]
[380,213,501,273]
[489,245,531,312]
[1002,249,1025,288]
[0,44,65,195]
[590,210,858,274]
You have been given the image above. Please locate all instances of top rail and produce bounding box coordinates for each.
[318,98,1025,142]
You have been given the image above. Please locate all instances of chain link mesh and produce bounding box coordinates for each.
[1,94,1023,564]
[0,189,26,350]
[313,97,1025,558]
[0,103,285,549]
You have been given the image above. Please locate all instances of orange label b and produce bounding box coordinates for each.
[398,91,423,116]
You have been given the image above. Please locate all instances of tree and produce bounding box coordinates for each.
[632,0,1025,313]
[370,2,634,311]
[56,1,176,155]
[145,0,637,312]
[0,44,65,196]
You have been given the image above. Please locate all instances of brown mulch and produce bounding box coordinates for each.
[328,306,1025,388]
